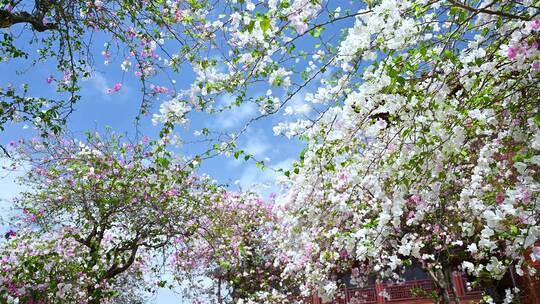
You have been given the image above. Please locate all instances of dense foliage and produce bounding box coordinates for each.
[0,133,215,303]
[171,191,303,303]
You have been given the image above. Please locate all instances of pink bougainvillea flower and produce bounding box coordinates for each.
[529,18,540,31]
[495,192,505,204]
[507,46,518,59]
[106,83,122,94]
[46,76,55,84]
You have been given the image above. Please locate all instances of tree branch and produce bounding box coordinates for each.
[101,241,140,280]
[0,144,10,158]
[0,9,56,32]
[448,0,532,21]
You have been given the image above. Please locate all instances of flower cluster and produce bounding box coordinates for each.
[0,228,148,304]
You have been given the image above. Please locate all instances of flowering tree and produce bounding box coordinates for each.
[171,190,304,303]
[2,0,540,303]
[137,0,538,303]
[261,2,539,304]
[0,132,218,303]
[0,227,150,303]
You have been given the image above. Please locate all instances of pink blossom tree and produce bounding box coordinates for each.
[0,132,219,303]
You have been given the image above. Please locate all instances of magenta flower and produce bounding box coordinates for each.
[175,10,184,22]
[410,194,422,204]
[532,61,540,71]
[507,46,518,59]
[46,76,55,84]
[127,27,137,38]
[106,83,122,94]
[151,85,169,94]
[495,192,505,204]
[101,50,110,61]
[529,18,540,31]
[5,230,16,238]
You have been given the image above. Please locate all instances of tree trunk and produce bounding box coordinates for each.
[217,278,222,304]
[0,9,56,31]
[427,268,451,304]
[482,278,503,303]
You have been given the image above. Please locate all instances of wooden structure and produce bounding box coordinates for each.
[308,270,540,304]
[307,245,540,304]
[309,273,482,304]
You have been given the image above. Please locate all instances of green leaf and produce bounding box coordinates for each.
[234,150,244,159]
[220,261,231,269]
[310,27,323,37]
[534,112,540,127]
[245,20,256,33]
[157,157,170,167]
[287,44,296,54]
[510,226,519,236]
[258,14,271,33]
[239,244,246,256]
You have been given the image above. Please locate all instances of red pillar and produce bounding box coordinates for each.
[523,250,540,304]
[375,280,385,304]
[451,271,465,299]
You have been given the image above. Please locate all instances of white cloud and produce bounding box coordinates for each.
[84,72,111,99]
[213,97,257,129]
[227,131,271,168]
[237,165,276,191]
[152,287,184,304]
[273,157,295,171]
[243,135,270,158]
[283,92,311,117]
[236,157,296,198]
[82,72,132,102]
[0,160,25,203]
